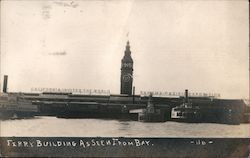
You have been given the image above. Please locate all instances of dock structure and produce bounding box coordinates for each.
[16,90,245,124]
[0,41,248,124]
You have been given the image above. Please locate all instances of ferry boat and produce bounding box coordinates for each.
[171,105,202,122]
[170,90,201,122]
[138,94,166,122]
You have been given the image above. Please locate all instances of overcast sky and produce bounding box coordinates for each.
[1,0,249,99]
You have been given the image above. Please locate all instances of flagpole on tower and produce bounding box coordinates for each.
[126,32,129,42]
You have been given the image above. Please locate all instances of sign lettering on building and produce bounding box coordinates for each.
[31,88,110,96]
[140,91,220,98]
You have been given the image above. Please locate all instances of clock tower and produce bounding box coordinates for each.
[120,41,133,95]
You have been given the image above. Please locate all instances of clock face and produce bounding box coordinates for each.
[122,63,132,68]
[123,74,131,82]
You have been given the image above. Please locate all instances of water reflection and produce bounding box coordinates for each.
[118,121,130,131]
[1,116,250,137]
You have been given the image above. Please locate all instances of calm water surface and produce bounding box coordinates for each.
[1,116,250,137]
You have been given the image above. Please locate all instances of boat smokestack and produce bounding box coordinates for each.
[147,93,154,107]
[132,86,135,104]
[3,75,8,93]
[185,89,189,103]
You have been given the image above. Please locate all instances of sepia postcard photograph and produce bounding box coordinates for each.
[0,0,249,157]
